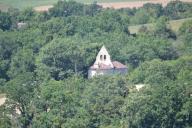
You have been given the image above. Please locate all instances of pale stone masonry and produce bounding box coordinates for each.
[88,45,127,78]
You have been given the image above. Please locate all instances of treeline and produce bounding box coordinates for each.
[1,0,192,30]
[0,0,192,128]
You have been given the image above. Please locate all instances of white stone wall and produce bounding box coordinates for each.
[88,69,96,78]
[93,46,113,68]
[88,45,127,78]
[88,69,128,78]
[88,69,114,78]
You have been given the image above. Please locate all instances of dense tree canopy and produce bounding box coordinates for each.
[0,11,12,30]
[0,0,192,128]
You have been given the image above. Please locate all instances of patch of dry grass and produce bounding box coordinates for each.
[168,18,192,32]
[0,3,10,11]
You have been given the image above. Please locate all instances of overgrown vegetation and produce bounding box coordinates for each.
[0,1,192,127]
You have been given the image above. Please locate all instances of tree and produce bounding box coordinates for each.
[122,82,192,128]
[18,8,36,21]
[49,1,84,17]
[0,106,12,128]
[129,59,176,85]
[84,1,102,16]
[179,20,192,51]
[143,3,163,18]
[0,11,12,30]
[130,55,192,85]
[80,76,129,128]
[8,49,35,78]
[31,76,88,127]
[153,17,176,39]
[164,1,192,19]
[0,31,21,81]
[117,35,178,68]
[130,9,150,24]
[36,38,99,80]
[5,72,36,127]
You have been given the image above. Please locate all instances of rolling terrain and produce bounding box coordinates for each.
[128,17,192,34]
[0,0,192,11]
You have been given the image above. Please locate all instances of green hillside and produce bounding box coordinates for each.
[0,0,147,11]
[129,17,192,34]
[0,0,59,11]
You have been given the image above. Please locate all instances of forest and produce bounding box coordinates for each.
[0,0,192,127]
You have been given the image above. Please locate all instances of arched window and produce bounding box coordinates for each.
[100,55,102,60]
[104,55,106,60]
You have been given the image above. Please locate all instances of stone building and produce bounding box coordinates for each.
[17,22,27,29]
[88,45,127,78]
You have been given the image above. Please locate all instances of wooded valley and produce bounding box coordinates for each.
[0,1,192,127]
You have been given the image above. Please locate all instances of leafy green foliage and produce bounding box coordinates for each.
[0,31,21,81]
[49,1,101,17]
[122,82,192,128]
[36,38,99,80]
[153,17,176,39]
[0,11,12,30]
[8,49,35,78]
[164,1,192,20]
[81,76,129,127]
[179,20,192,51]
[130,56,192,85]
[0,1,192,128]
[5,72,36,127]
[117,35,178,68]
[32,79,83,127]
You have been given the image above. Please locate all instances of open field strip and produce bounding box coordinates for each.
[34,0,192,12]
[98,0,192,9]
[0,0,59,10]
[0,0,147,11]
[0,0,192,11]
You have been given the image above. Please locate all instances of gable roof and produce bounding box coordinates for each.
[90,61,127,70]
[89,45,127,70]
[100,45,107,52]
[112,61,127,69]
[90,63,112,70]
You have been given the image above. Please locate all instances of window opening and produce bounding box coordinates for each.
[104,55,106,60]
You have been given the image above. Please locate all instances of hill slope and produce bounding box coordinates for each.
[0,0,192,11]
[129,17,192,34]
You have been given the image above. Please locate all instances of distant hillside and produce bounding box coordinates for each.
[128,17,192,34]
[0,0,58,11]
[0,0,192,11]
[0,0,148,11]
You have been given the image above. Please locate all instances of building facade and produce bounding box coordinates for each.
[88,45,127,78]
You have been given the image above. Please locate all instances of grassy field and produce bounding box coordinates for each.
[168,18,192,32]
[0,0,59,11]
[0,3,9,11]
[129,17,192,34]
[0,0,152,11]
[0,0,191,11]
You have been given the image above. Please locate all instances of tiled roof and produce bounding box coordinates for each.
[90,63,112,70]
[89,65,95,69]
[99,63,112,69]
[90,61,127,70]
[112,61,127,69]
